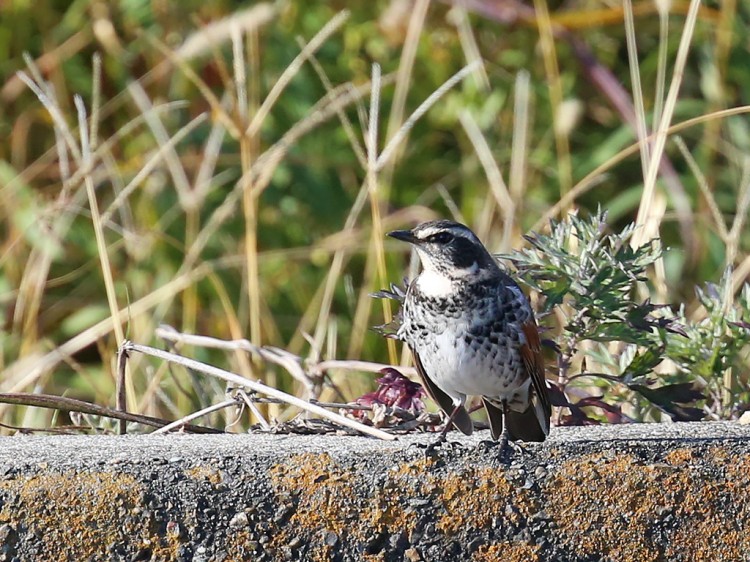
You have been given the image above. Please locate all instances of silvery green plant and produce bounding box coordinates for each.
[507,210,709,423]
[665,270,750,418]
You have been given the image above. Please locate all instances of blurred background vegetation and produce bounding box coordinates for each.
[1,0,749,433]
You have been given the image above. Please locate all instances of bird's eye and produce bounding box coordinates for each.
[431,232,454,244]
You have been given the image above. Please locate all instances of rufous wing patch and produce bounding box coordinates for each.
[519,319,552,434]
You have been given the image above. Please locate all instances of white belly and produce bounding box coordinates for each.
[417,328,526,401]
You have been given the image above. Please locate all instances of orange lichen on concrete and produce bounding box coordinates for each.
[545,448,750,562]
[223,528,258,560]
[184,463,223,485]
[268,453,359,560]
[473,541,541,562]
[270,452,355,536]
[663,448,694,466]
[433,466,532,535]
[0,471,157,560]
[546,453,669,561]
[359,458,433,538]
[268,453,538,557]
[666,451,750,560]
[268,453,432,559]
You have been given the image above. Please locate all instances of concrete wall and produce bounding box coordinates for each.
[0,422,748,561]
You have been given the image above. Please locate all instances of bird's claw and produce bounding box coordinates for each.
[504,439,529,459]
[409,435,464,460]
[476,439,497,453]
[476,435,528,462]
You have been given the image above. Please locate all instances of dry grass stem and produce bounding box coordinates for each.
[0,392,219,434]
[302,46,366,168]
[236,389,271,430]
[449,4,490,91]
[727,160,750,248]
[676,137,750,272]
[155,325,315,396]
[509,71,531,206]
[674,137,728,240]
[75,91,127,386]
[147,34,240,138]
[532,104,750,232]
[532,0,572,202]
[623,0,652,180]
[192,107,229,204]
[633,0,701,247]
[308,182,370,356]
[176,3,277,61]
[653,0,671,127]
[458,110,515,251]
[151,398,241,435]
[121,341,396,440]
[154,324,418,394]
[0,263,213,396]
[126,81,193,208]
[16,70,81,163]
[313,360,417,378]
[364,63,396,364]
[101,114,208,224]
[0,100,189,215]
[245,10,350,137]
[163,75,385,360]
[238,77,392,204]
[382,0,431,182]
[376,61,480,170]
[1,30,90,102]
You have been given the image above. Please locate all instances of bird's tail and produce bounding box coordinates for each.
[506,400,548,442]
[484,397,548,442]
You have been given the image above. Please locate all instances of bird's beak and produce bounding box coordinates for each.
[387,229,419,245]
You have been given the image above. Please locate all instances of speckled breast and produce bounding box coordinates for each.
[400,279,532,400]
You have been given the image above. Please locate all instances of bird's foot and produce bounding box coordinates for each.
[424,439,465,460]
[477,434,528,462]
[499,438,529,462]
[410,434,464,460]
[476,439,498,453]
[507,439,529,457]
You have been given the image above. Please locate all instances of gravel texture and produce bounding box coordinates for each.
[0,421,749,561]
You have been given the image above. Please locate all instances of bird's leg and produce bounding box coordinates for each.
[497,424,510,453]
[420,404,466,458]
[438,404,464,440]
[494,401,527,459]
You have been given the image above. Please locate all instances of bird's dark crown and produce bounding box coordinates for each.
[388,220,498,276]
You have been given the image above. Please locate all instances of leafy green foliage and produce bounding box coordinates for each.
[511,211,666,346]
[666,271,750,417]
[507,211,743,423]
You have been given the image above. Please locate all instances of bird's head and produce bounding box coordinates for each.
[388,220,498,279]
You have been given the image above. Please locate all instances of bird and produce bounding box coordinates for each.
[383,219,551,446]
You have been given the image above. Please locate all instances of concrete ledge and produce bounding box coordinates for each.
[1,422,749,561]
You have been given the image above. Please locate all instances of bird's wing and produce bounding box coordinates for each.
[519,319,552,435]
[482,397,504,440]
[370,280,410,339]
[411,347,474,436]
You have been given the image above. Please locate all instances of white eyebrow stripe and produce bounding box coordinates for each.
[415,227,438,239]
[415,225,475,240]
